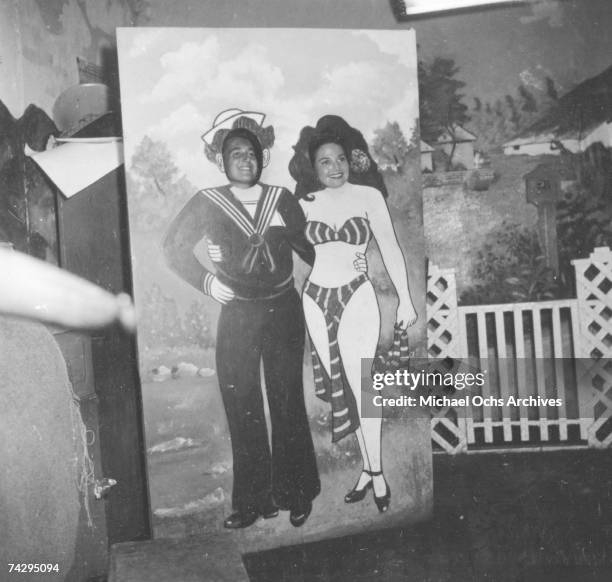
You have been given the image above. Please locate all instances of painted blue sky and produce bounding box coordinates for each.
[117,28,419,190]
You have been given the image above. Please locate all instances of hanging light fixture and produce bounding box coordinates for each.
[392,0,527,18]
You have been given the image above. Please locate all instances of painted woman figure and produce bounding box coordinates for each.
[288,115,417,512]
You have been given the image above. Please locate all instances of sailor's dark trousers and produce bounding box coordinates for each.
[216,287,320,514]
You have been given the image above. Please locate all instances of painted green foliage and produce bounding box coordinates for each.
[418,57,469,144]
[460,221,558,305]
[557,143,612,288]
[128,136,193,231]
[462,143,612,305]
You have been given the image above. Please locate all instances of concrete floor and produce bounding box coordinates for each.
[111,449,612,581]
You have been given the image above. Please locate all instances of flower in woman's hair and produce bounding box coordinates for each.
[350,149,371,174]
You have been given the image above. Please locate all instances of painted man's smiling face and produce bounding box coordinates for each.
[222,136,260,188]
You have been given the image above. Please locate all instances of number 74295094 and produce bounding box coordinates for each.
[8,563,59,574]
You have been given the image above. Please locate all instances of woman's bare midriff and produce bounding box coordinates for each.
[307,241,369,288]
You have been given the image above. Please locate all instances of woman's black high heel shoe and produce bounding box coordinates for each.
[344,470,373,503]
[370,470,391,513]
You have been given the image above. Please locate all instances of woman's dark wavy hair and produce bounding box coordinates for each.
[288,115,387,200]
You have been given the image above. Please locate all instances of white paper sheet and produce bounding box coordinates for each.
[26,138,124,198]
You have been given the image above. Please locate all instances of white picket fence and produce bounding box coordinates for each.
[427,247,612,453]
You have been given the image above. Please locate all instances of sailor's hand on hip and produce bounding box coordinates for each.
[210,276,235,304]
[207,239,224,263]
[353,251,368,273]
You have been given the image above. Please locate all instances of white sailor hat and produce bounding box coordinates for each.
[201,108,266,146]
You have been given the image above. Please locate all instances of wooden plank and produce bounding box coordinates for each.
[431,416,465,454]
[469,419,583,429]
[552,307,568,440]
[513,308,530,442]
[431,423,457,453]
[455,416,469,452]
[453,443,587,454]
[476,311,493,443]
[532,309,549,441]
[456,307,470,359]
[456,310,475,445]
[460,299,576,315]
[561,304,580,440]
[570,301,591,440]
[494,310,512,442]
[588,417,611,448]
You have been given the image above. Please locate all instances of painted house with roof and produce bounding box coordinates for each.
[431,124,477,170]
[420,140,434,172]
[503,64,612,156]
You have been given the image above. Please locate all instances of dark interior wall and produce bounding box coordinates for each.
[0,0,144,559]
[0,0,133,118]
[0,0,136,258]
[143,0,404,28]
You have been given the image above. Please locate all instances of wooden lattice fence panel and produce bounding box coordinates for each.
[572,247,612,448]
[427,264,467,453]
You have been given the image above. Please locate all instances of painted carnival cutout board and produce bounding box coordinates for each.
[117,28,431,551]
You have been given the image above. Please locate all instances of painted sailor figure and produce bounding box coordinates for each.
[163,109,322,529]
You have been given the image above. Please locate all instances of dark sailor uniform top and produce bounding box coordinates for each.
[163,183,314,299]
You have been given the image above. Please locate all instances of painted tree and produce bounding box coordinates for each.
[557,142,612,293]
[128,136,194,231]
[505,95,520,128]
[131,136,179,198]
[469,78,564,151]
[470,97,507,152]
[418,57,470,168]
[371,120,418,172]
[517,84,540,129]
[545,76,559,102]
[518,84,538,113]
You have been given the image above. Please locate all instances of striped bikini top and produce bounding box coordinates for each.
[305,216,371,246]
